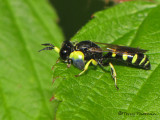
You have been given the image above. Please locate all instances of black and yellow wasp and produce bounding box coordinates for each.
[39,40,151,89]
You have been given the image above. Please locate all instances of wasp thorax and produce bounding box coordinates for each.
[60,41,73,60]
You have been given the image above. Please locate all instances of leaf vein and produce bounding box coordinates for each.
[5,0,52,118]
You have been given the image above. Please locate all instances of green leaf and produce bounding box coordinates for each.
[0,0,64,120]
[53,2,160,120]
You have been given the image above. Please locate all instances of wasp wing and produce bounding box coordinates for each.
[92,42,148,54]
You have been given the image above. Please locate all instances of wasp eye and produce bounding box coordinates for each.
[60,49,71,60]
[63,50,67,54]
[60,41,73,60]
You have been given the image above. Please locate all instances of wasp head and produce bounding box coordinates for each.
[60,41,73,61]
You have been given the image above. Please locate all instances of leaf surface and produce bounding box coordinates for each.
[53,2,160,120]
[0,0,64,120]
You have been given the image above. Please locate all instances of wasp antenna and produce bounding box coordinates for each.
[38,47,54,52]
[41,43,54,47]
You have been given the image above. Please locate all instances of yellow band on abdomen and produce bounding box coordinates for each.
[132,54,138,64]
[122,53,128,61]
[112,53,116,57]
[139,55,146,65]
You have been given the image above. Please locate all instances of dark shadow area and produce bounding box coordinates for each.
[49,0,114,40]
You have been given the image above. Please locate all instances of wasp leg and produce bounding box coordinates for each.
[38,43,60,53]
[67,59,72,68]
[109,62,119,90]
[75,59,98,77]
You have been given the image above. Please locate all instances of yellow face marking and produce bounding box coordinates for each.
[54,47,60,53]
[122,53,128,61]
[112,53,116,57]
[139,55,146,65]
[144,61,150,67]
[69,51,84,60]
[132,54,138,64]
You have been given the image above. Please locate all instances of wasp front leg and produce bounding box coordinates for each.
[75,59,98,77]
[67,59,72,68]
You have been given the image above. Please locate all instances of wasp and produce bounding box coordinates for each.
[39,40,151,89]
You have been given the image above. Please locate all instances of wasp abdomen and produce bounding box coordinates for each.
[110,52,151,70]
